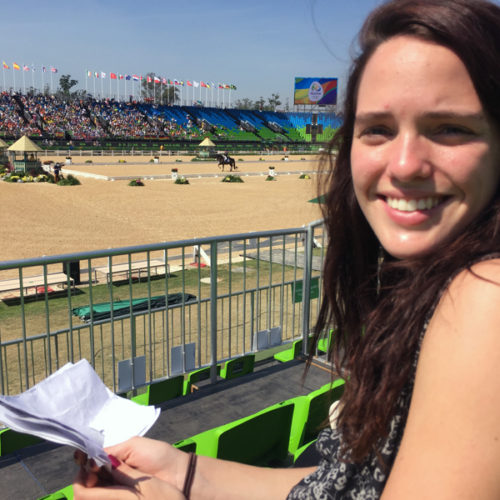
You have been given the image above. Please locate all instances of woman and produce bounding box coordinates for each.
[74,0,500,498]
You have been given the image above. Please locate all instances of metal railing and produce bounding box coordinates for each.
[0,220,326,395]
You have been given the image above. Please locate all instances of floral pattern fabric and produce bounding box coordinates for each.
[287,386,410,500]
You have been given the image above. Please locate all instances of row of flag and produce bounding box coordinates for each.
[2,62,58,73]
[86,71,236,90]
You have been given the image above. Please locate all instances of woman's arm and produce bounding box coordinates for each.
[382,259,500,499]
[190,456,315,500]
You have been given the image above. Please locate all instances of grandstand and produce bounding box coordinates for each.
[0,91,341,152]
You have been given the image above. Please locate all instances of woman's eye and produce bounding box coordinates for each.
[362,126,391,136]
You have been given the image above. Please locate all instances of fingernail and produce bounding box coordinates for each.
[108,454,120,470]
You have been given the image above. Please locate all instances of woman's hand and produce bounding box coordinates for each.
[73,454,185,500]
[104,436,189,487]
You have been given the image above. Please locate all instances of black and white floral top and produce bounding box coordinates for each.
[287,385,411,499]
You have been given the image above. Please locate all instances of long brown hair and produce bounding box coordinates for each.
[315,0,500,463]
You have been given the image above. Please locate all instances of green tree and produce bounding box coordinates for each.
[58,74,78,99]
[267,93,281,111]
[141,72,180,105]
[234,98,255,110]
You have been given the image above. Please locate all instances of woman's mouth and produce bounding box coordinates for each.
[385,196,444,212]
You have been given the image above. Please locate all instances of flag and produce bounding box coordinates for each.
[23,65,29,71]
[193,81,199,88]
[42,66,47,72]
[119,74,124,80]
[200,81,207,88]
[218,83,224,89]
[2,62,8,69]
[230,84,237,90]
[132,75,140,81]
[154,76,160,83]
[94,71,99,78]
[146,76,152,83]
[187,81,192,87]
[87,70,92,77]
[110,72,117,79]
[162,77,167,85]
[101,72,106,78]
[125,75,131,80]
[51,67,58,73]
[13,62,20,70]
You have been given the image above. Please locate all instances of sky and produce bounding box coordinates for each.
[0,0,461,108]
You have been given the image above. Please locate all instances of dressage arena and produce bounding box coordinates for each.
[0,155,323,263]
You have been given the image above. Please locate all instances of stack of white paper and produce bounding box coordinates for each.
[0,359,160,466]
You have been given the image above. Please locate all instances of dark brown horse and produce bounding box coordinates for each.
[216,154,236,172]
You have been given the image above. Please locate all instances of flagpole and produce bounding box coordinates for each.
[50,69,53,93]
[41,66,44,94]
[12,66,15,93]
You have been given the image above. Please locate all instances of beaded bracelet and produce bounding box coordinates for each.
[182,452,197,499]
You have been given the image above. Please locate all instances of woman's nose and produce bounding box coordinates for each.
[387,133,431,181]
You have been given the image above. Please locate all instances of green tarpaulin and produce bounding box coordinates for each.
[72,293,196,322]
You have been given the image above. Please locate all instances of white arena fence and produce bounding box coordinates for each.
[0,220,326,395]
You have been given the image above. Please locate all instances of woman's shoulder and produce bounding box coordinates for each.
[383,257,500,498]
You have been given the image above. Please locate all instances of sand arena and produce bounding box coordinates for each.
[0,155,323,263]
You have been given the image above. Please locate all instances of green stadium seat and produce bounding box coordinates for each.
[293,439,317,463]
[191,399,296,467]
[288,379,345,454]
[173,437,197,453]
[219,354,255,380]
[0,427,43,456]
[274,335,314,363]
[317,329,335,355]
[131,374,184,406]
[37,484,73,500]
[183,365,221,395]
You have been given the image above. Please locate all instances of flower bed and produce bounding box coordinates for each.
[128,179,144,186]
[221,175,244,183]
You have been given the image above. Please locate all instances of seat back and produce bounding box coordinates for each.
[301,379,345,446]
[0,428,42,456]
[148,374,184,405]
[220,354,255,379]
[183,365,221,395]
[216,400,295,466]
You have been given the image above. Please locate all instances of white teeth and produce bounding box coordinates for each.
[386,197,441,212]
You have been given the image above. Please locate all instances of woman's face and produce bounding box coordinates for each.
[351,36,500,259]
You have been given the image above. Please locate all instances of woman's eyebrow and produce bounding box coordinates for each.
[424,111,487,123]
[353,112,392,125]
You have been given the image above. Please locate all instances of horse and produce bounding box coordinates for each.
[216,154,236,172]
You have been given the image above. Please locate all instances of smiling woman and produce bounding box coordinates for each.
[72,1,500,499]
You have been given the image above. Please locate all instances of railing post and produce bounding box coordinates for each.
[301,224,314,355]
[209,242,218,383]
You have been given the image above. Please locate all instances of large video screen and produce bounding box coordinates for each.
[294,77,337,105]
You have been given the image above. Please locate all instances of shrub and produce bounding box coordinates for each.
[299,174,311,179]
[128,179,144,186]
[265,175,277,181]
[175,176,189,185]
[222,175,244,183]
[85,160,93,164]
[118,159,127,163]
[57,174,81,186]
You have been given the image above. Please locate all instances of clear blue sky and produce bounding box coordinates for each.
[2,0,490,108]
